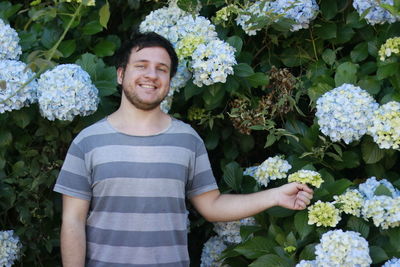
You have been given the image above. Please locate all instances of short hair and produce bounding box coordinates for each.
[115,32,178,78]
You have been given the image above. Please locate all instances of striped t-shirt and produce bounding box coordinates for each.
[54,118,218,267]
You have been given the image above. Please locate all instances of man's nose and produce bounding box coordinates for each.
[144,66,157,79]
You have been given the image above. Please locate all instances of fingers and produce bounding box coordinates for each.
[294,190,313,210]
[296,182,314,194]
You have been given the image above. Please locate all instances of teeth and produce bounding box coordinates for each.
[141,84,156,89]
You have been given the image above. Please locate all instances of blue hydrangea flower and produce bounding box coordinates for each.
[316,83,379,144]
[315,230,372,267]
[362,195,400,229]
[213,217,257,244]
[358,176,399,200]
[243,166,258,178]
[0,230,22,267]
[37,64,99,121]
[0,60,37,113]
[0,19,22,60]
[295,260,317,267]
[200,236,227,267]
[382,258,400,267]
[353,0,400,25]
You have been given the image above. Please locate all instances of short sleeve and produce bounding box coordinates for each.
[53,141,92,201]
[186,139,218,198]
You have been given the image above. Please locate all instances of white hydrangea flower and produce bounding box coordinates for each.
[0,60,37,113]
[382,258,400,267]
[253,156,291,187]
[213,217,257,244]
[190,39,236,87]
[353,0,400,25]
[175,15,218,45]
[295,260,317,267]
[362,195,400,229]
[288,170,323,188]
[368,101,400,150]
[268,0,319,31]
[0,19,22,60]
[316,83,379,144]
[358,176,399,200]
[200,236,228,267]
[37,64,99,121]
[315,230,372,267]
[0,230,22,267]
[333,189,364,216]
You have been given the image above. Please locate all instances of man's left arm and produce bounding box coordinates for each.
[190,182,313,222]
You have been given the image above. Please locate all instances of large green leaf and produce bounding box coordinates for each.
[249,254,288,267]
[370,246,389,264]
[294,210,313,239]
[346,216,370,239]
[222,161,243,192]
[99,1,110,28]
[234,236,274,259]
[227,35,243,55]
[350,42,368,62]
[334,62,358,86]
[234,63,255,78]
[247,72,269,87]
[361,137,385,164]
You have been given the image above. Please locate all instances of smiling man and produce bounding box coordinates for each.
[54,32,313,267]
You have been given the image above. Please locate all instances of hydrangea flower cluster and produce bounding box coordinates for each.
[140,4,237,91]
[314,230,372,267]
[0,60,38,113]
[37,64,99,121]
[0,230,22,267]
[235,0,319,35]
[333,189,364,216]
[214,4,239,25]
[287,170,323,188]
[379,37,400,61]
[368,101,400,150]
[213,217,257,244]
[382,258,400,267]
[253,156,292,187]
[316,83,379,144]
[0,18,22,60]
[243,166,258,178]
[200,236,227,267]
[353,0,400,25]
[295,260,317,267]
[308,200,341,227]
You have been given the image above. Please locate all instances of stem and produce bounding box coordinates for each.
[309,27,319,61]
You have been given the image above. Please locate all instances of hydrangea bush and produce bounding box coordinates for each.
[37,64,99,121]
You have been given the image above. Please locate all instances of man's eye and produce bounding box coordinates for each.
[157,68,167,72]
[135,65,145,69]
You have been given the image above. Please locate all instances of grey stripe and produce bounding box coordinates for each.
[61,154,88,176]
[87,212,187,231]
[74,119,114,143]
[192,169,216,188]
[87,226,187,246]
[194,153,213,176]
[92,178,185,198]
[67,142,84,158]
[57,170,91,193]
[87,258,189,267]
[87,242,189,265]
[187,184,219,199]
[92,161,188,182]
[88,145,194,169]
[91,196,185,213]
[53,184,92,200]
[78,133,202,153]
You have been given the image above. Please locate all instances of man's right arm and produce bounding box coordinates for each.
[61,195,90,267]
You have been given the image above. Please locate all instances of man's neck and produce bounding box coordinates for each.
[107,102,171,136]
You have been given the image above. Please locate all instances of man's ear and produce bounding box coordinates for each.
[117,67,124,85]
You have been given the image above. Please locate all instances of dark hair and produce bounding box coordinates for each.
[115,32,178,78]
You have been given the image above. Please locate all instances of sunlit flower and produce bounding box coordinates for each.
[200,236,227,267]
[0,230,22,267]
[315,230,371,267]
[288,170,323,188]
[0,60,37,113]
[316,83,379,144]
[308,201,341,227]
[37,64,99,121]
[0,18,22,60]
[253,156,291,187]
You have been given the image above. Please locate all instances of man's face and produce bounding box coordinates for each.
[117,46,171,111]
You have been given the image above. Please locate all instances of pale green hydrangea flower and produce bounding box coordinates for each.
[368,101,400,150]
[308,200,341,227]
[176,35,205,60]
[288,170,323,188]
[254,155,291,187]
[214,4,239,25]
[333,189,364,216]
[379,37,400,61]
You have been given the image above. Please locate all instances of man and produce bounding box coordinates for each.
[54,32,313,267]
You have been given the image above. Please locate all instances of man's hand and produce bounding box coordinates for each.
[273,182,314,210]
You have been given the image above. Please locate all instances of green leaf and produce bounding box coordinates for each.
[377,62,400,80]
[370,246,389,264]
[321,0,338,19]
[315,23,337,39]
[280,48,305,67]
[99,1,110,28]
[350,42,368,62]
[234,236,274,259]
[41,28,60,49]
[249,254,287,267]
[11,110,33,128]
[184,81,202,100]
[346,216,370,238]
[334,62,358,86]
[308,83,332,103]
[294,210,313,239]
[202,84,225,110]
[267,207,295,218]
[374,184,393,197]
[239,135,254,153]
[227,36,243,55]
[0,2,22,20]
[93,39,116,57]
[247,72,269,87]
[265,133,276,148]
[0,131,12,147]
[322,49,336,65]
[323,179,353,196]
[358,77,381,95]
[361,137,385,164]
[234,63,254,78]
[223,161,243,192]
[82,20,103,35]
[299,244,317,261]
[176,0,198,12]
[58,39,76,58]
[205,130,219,150]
